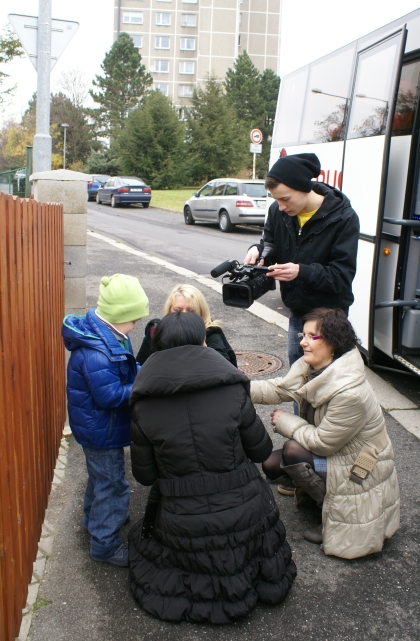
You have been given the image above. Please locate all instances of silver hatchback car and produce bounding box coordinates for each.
[183,179,267,232]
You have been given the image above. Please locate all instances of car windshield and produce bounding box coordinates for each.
[120,178,146,186]
[93,175,110,182]
[243,183,267,198]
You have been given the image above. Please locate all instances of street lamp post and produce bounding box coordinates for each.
[61,123,69,169]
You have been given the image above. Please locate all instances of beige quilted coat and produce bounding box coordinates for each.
[251,348,400,559]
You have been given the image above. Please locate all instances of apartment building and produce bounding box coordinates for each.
[113,0,282,107]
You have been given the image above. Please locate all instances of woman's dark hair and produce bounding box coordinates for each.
[301,308,361,358]
[152,311,206,352]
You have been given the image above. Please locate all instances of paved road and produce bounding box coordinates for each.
[28,232,420,641]
[87,203,420,406]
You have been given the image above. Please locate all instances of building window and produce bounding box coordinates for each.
[156,13,171,26]
[154,84,169,96]
[131,35,142,48]
[181,14,196,27]
[155,36,170,49]
[123,12,143,25]
[182,0,197,3]
[179,61,194,74]
[154,60,169,73]
[180,38,195,51]
[238,35,241,46]
[239,13,242,26]
[179,84,193,98]
[157,0,171,2]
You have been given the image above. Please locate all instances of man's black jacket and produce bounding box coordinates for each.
[255,182,359,316]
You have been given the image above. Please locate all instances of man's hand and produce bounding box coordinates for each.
[267,262,299,281]
[244,246,261,265]
[270,409,285,426]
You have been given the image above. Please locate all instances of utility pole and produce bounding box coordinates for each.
[33,0,52,173]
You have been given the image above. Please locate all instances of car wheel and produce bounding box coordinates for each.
[111,195,118,208]
[219,210,234,233]
[184,206,195,225]
[96,193,101,204]
[143,202,150,209]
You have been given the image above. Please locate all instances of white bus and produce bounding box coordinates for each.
[270,8,420,376]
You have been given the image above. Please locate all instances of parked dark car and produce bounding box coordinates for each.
[96,177,152,208]
[87,174,111,201]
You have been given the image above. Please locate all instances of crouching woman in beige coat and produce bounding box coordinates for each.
[251,308,400,560]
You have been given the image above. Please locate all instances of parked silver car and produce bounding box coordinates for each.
[183,179,267,232]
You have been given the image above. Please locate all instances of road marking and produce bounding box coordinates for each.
[88,230,418,438]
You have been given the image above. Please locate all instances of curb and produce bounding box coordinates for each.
[15,436,71,641]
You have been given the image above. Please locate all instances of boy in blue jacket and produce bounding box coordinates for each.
[62,274,149,566]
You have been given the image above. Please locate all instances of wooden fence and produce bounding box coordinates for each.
[0,192,66,641]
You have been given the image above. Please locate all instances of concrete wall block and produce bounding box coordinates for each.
[34,180,87,212]
[64,214,87,246]
[64,245,87,278]
[65,277,86,310]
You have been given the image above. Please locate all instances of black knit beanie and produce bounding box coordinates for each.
[267,153,321,192]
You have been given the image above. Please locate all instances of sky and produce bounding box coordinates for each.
[1,0,420,125]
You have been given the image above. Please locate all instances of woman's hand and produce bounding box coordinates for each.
[270,409,285,426]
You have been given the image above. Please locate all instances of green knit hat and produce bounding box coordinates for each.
[96,274,149,323]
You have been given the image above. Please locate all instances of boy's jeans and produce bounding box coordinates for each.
[287,314,304,416]
[82,446,130,560]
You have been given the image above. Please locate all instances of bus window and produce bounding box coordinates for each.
[392,60,420,135]
[347,36,401,139]
[272,67,308,146]
[300,44,356,143]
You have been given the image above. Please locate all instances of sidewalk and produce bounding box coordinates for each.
[26,234,420,641]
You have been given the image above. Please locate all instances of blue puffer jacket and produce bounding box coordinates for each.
[62,309,140,449]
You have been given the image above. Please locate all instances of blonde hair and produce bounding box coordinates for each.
[163,284,220,328]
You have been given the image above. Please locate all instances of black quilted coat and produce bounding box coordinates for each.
[128,345,296,624]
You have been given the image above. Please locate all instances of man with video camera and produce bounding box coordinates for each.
[244,152,359,368]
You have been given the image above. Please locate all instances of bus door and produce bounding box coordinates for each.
[376,57,420,374]
[341,27,407,359]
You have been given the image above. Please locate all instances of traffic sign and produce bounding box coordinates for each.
[8,13,79,70]
[250,129,263,144]
[250,143,262,154]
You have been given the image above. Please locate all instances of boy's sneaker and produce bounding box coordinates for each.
[92,544,129,567]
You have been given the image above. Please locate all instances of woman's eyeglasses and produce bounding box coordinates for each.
[298,333,324,341]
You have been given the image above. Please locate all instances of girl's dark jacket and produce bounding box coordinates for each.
[258,182,359,316]
[128,345,296,624]
[136,318,237,366]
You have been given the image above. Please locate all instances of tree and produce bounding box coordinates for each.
[224,53,280,177]
[0,26,23,107]
[86,146,121,175]
[50,92,95,168]
[89,33,152,139]
[257,68,280,175]
[225,51,264,124]
[118,90,186,189]
[185,75,248,183]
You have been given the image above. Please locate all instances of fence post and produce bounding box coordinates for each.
[30,169,90,317]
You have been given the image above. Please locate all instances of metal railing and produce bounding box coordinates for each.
[0,192,66,641]
[0,168,27,198]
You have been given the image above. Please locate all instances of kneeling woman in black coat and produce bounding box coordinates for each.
[128,312,296,624]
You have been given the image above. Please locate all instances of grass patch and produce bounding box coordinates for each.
[33,597,51,611]
[151,188,199,212]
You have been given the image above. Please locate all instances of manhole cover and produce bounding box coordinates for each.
[236,351,282,377]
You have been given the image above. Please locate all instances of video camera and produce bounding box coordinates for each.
[210,242,277,308]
